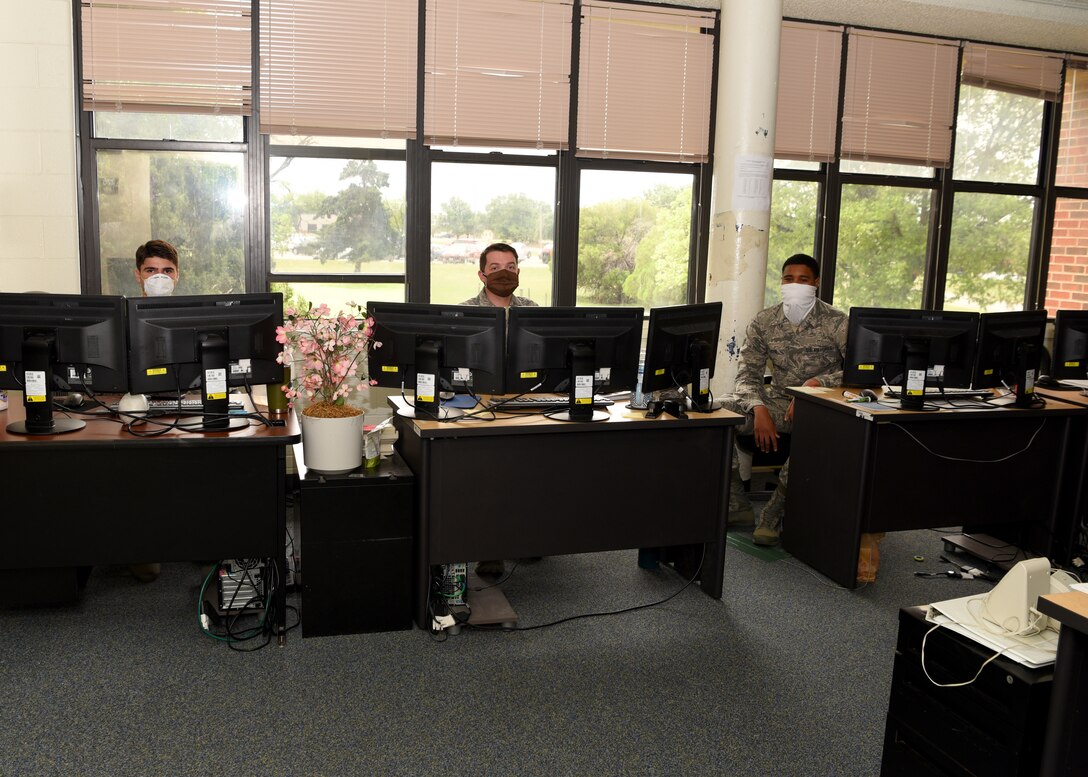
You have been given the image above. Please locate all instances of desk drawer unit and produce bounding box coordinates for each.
[299,455,414,637]
[881,606,1052,777]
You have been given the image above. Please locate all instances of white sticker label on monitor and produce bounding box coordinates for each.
[699,367,710,395]
[1026,369,1035,392]
[905,368,926,395]
[593,367,611,382]
[205,368,228,400]
[451,367,471,384]
[926,364,945,379]
[417,372,436,403]
[67,366,92,384]
[24,370,46,401]
[574,374,594,404]
[230,359,252,376]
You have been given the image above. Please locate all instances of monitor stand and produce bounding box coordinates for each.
[551,343,609,422]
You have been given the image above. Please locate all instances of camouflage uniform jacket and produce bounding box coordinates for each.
[460,288,538,307]
[734,298,848,414]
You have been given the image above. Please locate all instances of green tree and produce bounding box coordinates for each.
[271,189,325,256]
[624,187,691,308]
[148,155,245,294]
[767,180,819,307]
[313,161,399,271]
[483,193,549,243]
[435,196,477,236]
[577,199,656,304]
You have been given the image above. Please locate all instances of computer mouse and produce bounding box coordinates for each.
[860,389,879,401]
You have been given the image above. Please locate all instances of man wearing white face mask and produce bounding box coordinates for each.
[723,254,847,546]
[134,240,180,297]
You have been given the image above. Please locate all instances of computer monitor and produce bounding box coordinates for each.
[1045,309,1088,386]
[642,301,723,413]
[972,310,1047,407]
[366,302,505,419]
[127,293,284,431]
[0,292,128,435]
[843,307,980,410]
[505,306,643,422]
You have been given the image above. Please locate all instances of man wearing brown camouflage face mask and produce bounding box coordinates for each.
[461,242,539,308]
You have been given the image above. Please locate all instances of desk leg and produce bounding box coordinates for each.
[275,446,288,646]
[698,426,732,599]
[1041,626,1088,776]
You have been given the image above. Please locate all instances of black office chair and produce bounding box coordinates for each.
[735,432,791,498]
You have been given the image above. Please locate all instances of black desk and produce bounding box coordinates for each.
[0,396,300,641]
[390,397,743,628]
[1038,591,1088,777]
[784,387,1086,588]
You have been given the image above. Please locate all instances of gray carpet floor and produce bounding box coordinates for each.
[0,520,999,776]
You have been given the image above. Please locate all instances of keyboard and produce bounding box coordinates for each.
[486,396,615,411]
[882,387,993,400]
[110,397,245,412]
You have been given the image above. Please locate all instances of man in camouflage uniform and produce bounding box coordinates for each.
[722,254,847,546]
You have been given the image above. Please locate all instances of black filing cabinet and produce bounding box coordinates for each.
[297,451,414,637]
[881,606,1053,777]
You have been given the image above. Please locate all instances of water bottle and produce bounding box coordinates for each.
[629,358,649,409]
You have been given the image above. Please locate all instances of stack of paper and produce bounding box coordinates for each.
[926,593,1060,668]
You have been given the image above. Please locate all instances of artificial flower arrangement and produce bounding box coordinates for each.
[276,301,379,418]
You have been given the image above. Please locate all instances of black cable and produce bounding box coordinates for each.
[465,547,706,633]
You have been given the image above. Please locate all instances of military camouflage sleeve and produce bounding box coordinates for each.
[811,309,849,387]
[734,314,771,412]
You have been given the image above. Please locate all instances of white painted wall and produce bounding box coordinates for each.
[0,0,79,294]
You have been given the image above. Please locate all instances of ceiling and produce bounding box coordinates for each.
[780,0,1088,52]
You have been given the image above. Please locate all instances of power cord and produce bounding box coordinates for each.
[464,547,706,633]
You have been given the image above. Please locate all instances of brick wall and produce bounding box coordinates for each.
[1045,66,1088,313]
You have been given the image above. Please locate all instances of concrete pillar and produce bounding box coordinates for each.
[706,0,783,396]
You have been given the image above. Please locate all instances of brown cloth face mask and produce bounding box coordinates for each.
[483,269,519,297]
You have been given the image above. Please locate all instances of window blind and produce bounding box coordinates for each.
[259,0,417,139]
[962,43,1064,101]
[841,29,959,168]
[577,1,715,162]
[775,21,843,163]
[424,0,572,149]
[81,0,252,115]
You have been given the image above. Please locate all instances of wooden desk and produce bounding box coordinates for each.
[1038,591,1088,777]
[784,387,1086,588]
[390,397,744,628]
[0,396,300,640]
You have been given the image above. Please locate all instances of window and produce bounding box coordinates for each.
[95,149,246,297]
[944,193,1035,312]
[429,161,555,305]
[834,184,932,310]
[768,179,819,307]
[577,169,694,309]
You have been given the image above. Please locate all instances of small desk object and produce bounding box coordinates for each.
[0,395,300,641]
[1037,591,1088,777]
[294,443,414,637]
[784,386,1085,589]
[389,396,743,629]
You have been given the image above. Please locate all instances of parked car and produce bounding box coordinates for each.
[437,239,481,263]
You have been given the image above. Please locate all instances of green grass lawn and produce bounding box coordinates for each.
[271,256,554,311]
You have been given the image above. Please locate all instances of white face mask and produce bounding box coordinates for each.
[781,282,817,325]
[143,274,175,297]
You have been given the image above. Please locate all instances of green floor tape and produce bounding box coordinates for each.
[726,530,792,561]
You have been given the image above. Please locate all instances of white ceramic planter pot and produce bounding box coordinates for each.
[300,412,364,474]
